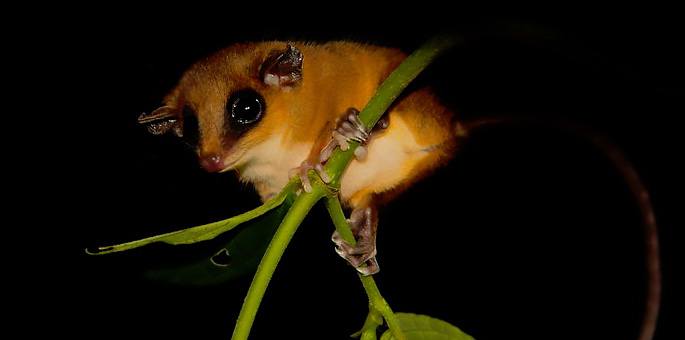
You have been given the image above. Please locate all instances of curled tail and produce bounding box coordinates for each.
[457,116,661,340]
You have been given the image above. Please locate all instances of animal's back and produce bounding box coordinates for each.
[292,42,458,206]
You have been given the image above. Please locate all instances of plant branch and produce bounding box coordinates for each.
[87,34,459,340]
[231,34,459,340]
[231,180,327,339]
[325,196,406,340]
[353,304,384,340]
[87,35,457,259]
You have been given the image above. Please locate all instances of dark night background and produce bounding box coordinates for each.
[34,6,682,340]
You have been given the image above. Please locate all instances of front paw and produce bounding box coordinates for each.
[319,108,371,163]
[288,160,330,193]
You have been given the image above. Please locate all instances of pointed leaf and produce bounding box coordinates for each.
[380,313,474,340]
[144,196,293,285]
[86,182,295,255]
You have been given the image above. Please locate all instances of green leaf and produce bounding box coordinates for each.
[86,181,295,255]
[380,313,474,340]
[144,195,293,285]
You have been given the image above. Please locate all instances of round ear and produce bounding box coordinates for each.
[137,105,183,137]
[259,44,303,89]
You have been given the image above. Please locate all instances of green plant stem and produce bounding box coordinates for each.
[231,34,459,340]
[313,36,462,338]
[325,196,406,340]
[358,305,383,340]
[89,34,459,339]
[231,184,326,340]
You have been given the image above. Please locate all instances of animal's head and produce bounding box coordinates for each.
[137,42,303,172]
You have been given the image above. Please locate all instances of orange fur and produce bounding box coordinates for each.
[160,41,457,209]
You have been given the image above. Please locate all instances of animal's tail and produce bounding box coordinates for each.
[457,116,661,340]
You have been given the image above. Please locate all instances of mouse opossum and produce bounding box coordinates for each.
[138,41,659,340]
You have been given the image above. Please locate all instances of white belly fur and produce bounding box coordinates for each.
[237,131,311,198]
[238,116,428,203]
[340,116,428,204]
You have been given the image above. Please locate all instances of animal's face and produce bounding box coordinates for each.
[137,42,303,172]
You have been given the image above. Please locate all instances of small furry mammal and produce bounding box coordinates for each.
[138,40,659,340]
[138,41,457,275]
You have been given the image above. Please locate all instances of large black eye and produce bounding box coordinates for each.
[227,89,265,127]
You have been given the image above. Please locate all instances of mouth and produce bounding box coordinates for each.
[217,147,246,173]
[218,162,236,173]
[199,152,240,173]
[199,157,239,173]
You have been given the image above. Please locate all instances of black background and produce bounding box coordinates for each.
[40,6,682,340]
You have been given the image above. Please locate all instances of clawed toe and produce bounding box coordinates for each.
[314,163,330,183]
[318,108,370,164]
[331,228,379,275]
[337,109,368,144]
[288,163,312,192]
[290,161,331,193]
[353,145,367,161]
[356,257,379,276]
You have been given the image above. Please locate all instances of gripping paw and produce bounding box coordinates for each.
[319,108,371,163]
[332,231,379,276]
[290,108,373,193]
[288,161,330,193]
[331,206,380,276]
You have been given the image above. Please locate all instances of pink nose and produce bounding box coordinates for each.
[199,154,224,172]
